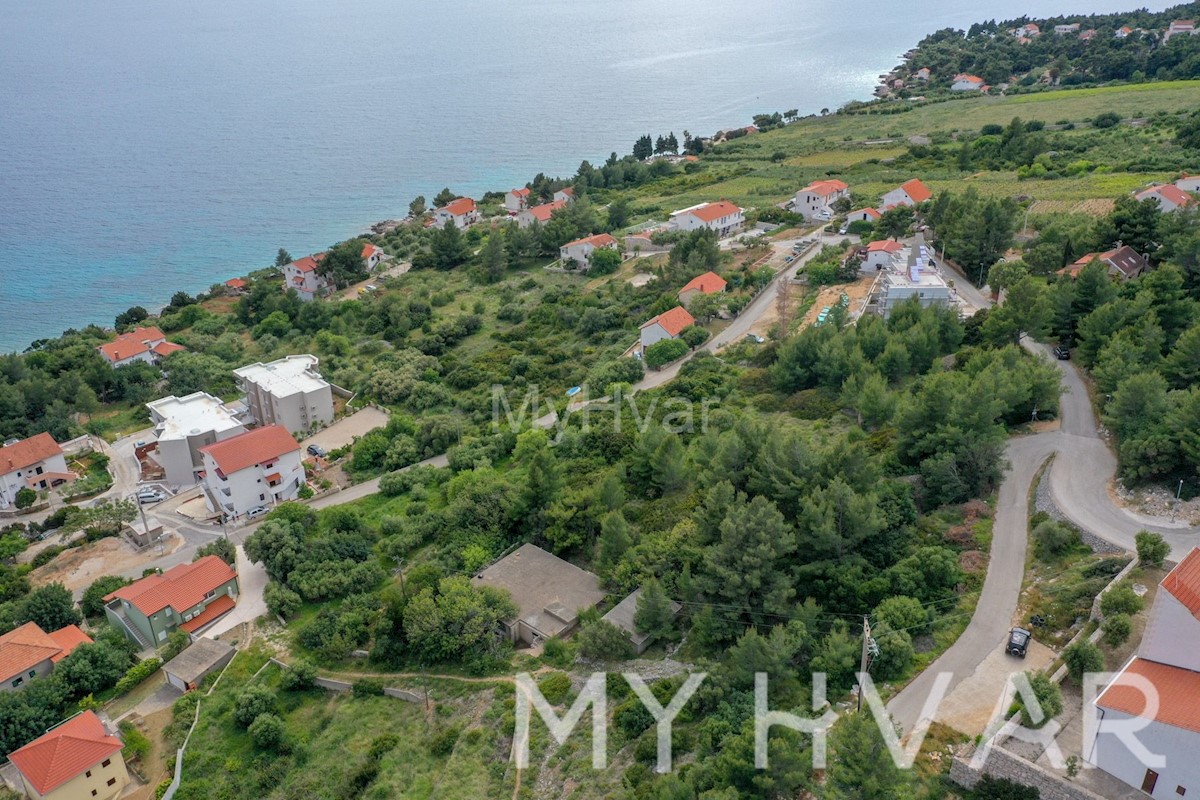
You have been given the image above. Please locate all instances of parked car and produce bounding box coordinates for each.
[1053,345,1071,360]
[245,506,269,520]
[838,223,849,235]
[1006,626,1031,658]
[306,444,327,457]
[745,334,765,344]
[136,490,166,505]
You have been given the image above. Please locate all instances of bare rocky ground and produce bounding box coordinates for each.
[1114,482,1200,526]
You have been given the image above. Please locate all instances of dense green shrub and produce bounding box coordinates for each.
[114,657,162,696]
[1063,641,1104,683]
[536,672,572,705]
[1102,613,1133,648]
[1100,584,1143,618]
[1135,530,1169,568]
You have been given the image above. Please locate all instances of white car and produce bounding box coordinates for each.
[245,506,269,520]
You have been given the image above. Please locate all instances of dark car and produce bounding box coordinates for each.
[1052,345,1071,360]
[306,444,327,457]
[1006,626,1031,658]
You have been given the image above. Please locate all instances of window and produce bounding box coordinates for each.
[107,777,117,786]
[12,677,22,687]
[102,759,111,768]
[86,770,92,778]
[92,791,98,797]
[1178,788,1187,797]
[29,670,36,678]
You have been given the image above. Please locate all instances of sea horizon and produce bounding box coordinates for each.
[0,0,1176,353]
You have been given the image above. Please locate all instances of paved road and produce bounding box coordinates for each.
[888,340,1199,734]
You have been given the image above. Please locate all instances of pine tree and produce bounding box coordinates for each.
[598,469,626,511]
[596,511,633,574]
[634,576,672,638]
[825,712,915,800]
[480,232,507,283]
[650,434,688,495]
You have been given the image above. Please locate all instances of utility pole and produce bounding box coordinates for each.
[857,615,871,712]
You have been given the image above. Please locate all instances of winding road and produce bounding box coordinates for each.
[887,340,1198,734]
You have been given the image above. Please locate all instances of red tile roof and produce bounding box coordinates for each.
[47,625,93,664]
[9,711,124,795]
[441,197,477,216]
[151,341,186,358]
[0,433,63,475]
[526,200,567,222]
[0,622,63,682]
[179,593,236,633]
[563,233,617,249]
[684,201,742,223]
[680,271,727,295]
[642,305,696,337]
[867,240,903,253]
[361,243,383,260]
[557,187,574,197]
[800,179,849,197]
[105,555,237,617]
[852,207,882,220]
[1162,547,1200,620]
[1096,657,1200,733]
[97,326,168,363]
[954,73,984,83]
[225,278,247,289]
[1138,185,1194,208]
[510,187,530,198]
[900,179,933,203]
[288,254,323,274]
[199,425,299,476]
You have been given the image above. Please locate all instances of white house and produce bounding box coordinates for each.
[554,187,575,203]
[283,254,331,302]
[1087,549,1200,798]
[880,178,933,209]
[914,67,931,81]
[0,433,73,509]
[146,393,246,487]
[97,326,186,367]
[847,207,882,225]
[199,425,304,518]
[432,197,479,229]
[1165,20,1197,41]
[361,243,384,271]
[559,233,618,269]
[639,305,695,350]
[1054,23,1081,34]
[233,355,334,434]
[505,187,531,214]
[864,240,903,270]
[668,201,744,238]
[1176,174,1200,193]
[950,74,986,92]
[1115,25,1134,38]
[1011,22,1040,37]
[1136,185,1195,213]
[517,200,567,229]
[794,179,850,221]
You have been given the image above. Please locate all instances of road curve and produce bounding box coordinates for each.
[888,341,1198,733]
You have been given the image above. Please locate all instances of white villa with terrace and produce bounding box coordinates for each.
[668,201,744,238]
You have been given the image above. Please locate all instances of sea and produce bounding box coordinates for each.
[0,0,1175,353]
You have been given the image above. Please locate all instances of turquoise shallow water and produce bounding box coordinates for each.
[0,0,1170,352]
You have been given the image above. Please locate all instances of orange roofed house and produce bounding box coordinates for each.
[1087,548,1200,796]
[0,622,92,691]
[880,178,933,210]
[1136,184,1196,214]
[283,254,331,302]
[433,197,480,229]
[96,326,185,368]
[794,179,850,221]
[863,240,904,270]
[678,271,727,309]
[7,711,129,800]
[517,199,567,229]
[361,243,385,271]
[505,187,531,214]
[198,424,304,519]
[1057,246,1149,281]
[559,233,618,269]
[640,305,696,351]
[0,433,74,510]
[104,555,239,647]
[668,201,744,238]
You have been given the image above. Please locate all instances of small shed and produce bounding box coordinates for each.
[125,516,163,548]
[162,638,235,692]
[602,588,682,655]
